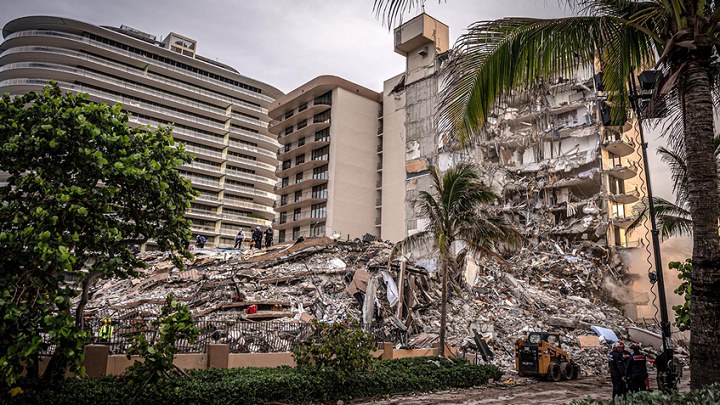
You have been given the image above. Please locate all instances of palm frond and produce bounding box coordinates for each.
[373,0,442,28]
[391,230,432,258]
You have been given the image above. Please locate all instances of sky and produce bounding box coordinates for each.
[0,0,571,93]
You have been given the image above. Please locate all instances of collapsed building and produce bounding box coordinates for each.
[77,237,686,377]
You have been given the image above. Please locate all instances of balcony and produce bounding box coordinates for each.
[609,189,641,204]
[221,198,273,213]
[223,183,276,203]
[606,163,638,180]
[0,47,271,114]
[4,30,276,104]
[377,161,383,171]
[182,174,222,190]
[274,173,328,194]
[276,135,331,161]
[274,191,328,211]
[128,116,226,148]
[228,126,280,149]
[190,224,218,234]
[376,179,382,188]
[603,132,636,157]
[611,215,634,228]
[377,144,383,153]
[181,160,223,175]
[275,153,329,177]
[376,198,382,207]
[378,109,383,118]
[225,154,276,173]
[195,193,221,205]
[377,126,383,135]
[185,208,221,219]
[275,211,327,229]
[375,217,381,225]
[269,97,333,130]
[220,212,272,226]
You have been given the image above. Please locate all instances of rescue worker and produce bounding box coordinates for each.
[131,244,140,255]
[99,318,114,342]
[609,341,629,399]
[654,346,668,392]
[234,228,245,249]
[264,227,273,249]
[196,234,206,248]
[626,343,649,393]
[252,226,263,250]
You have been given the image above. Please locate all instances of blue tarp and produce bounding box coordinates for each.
[591,326,619,344]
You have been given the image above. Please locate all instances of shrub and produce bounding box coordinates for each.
[568,382,720,404]
[124,293,199,388]
[2,357,502,405]
[292,316,376,381]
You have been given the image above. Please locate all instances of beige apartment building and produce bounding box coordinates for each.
[0,16,283,248]
[267,76,382,243]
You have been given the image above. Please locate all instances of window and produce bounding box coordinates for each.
[284,127,294,136]
[311,222,326,237]
[298,102,308,112]
[294,208,302,221]
[298,137,306,147]
[313,111,331,124]
[284,110,294,120]
[609,177,625,194]
[281,178,289,188]
[279,229,286,243]
[315,128,330,142]
[279,212,287,224]
[283,144,291,154]
[280,195,288,206]
[296,172,303,183]
[612,203,626,218]
[312,146,329,161]
[608,152,622,168]
[282,160,291,171]
[395,29,402,46]
[296,154,305,166]
[314,91,332,106]
[292,227,301,240]
[312,184,327,199]
[313,165,329,180]
[311,202,326,219]
[297,119,308,130]
[295,191,303,202]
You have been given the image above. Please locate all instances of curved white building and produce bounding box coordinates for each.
[0,16,283,248]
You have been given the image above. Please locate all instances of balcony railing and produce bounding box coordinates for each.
[186,208,220,218]
[277,135,331,155]
[221,198,273,212]
[190,224,217,233]
[376,180,382,188]
[377,126,383,135]
[223,183,275,199]
[377,144,383,152]
[221,212,272,226]
[182,174,221,188]
[226,154,276,172]
[0,47,270,114]
[375,217,381,225]
[269,98,333,127]
[377,162,383,170]
[196,193,220,202]
[5,30,276,103]
[376,198,382,206]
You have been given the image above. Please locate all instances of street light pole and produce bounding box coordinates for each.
[628,73,678,392]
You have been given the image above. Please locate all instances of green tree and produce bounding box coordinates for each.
[124,293,199,388]
[376,0,720,387]
[390,163,519,356]
[292,316,376,382]
[0,83,196,383]
[671,259,692,332]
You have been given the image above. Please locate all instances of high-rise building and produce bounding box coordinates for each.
[267,76,382,243]
[0,16,283,248]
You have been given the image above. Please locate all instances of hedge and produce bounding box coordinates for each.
[2,357,502,405]
[569,383,720,405]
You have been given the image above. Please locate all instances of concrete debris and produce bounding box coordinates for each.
[78,237,687,376]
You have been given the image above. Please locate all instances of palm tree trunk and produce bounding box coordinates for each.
[683,60,720,389]
[438,256,448,357]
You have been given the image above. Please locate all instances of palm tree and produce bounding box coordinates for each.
[630,136,720,239]
[390,163,520,356]
[375,0,720,387]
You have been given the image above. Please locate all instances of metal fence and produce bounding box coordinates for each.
[42,320,312,355]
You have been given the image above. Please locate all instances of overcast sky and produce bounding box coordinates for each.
[0,0,571,93]
[0,0,678,197]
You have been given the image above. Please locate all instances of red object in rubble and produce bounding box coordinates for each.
[232,296,243,302]
[246,305,257,314]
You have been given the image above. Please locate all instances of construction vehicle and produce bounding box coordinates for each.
[515,332,580,381]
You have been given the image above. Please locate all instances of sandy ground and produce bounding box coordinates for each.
[368,371,691,405]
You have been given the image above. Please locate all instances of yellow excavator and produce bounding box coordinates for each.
[515,332,580,381]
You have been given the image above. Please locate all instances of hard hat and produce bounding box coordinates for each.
[612,342,621,349]
[630,343,642,351]
[617,341,625,347]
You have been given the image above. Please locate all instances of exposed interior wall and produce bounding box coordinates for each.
[381,73,408,242]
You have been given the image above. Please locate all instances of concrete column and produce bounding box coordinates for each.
[82,345,109,377]
[381,342,394,360]
[207,344,229,369]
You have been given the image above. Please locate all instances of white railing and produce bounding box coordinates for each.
[4,30,276,103]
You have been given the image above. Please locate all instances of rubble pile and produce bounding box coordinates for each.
[79,237,673,375]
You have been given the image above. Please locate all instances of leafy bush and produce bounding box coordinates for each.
[124,293,199,387]
[569,382,720,404]
[292,316,376,381]
[2,357,502,405]
[670,259,692,332]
